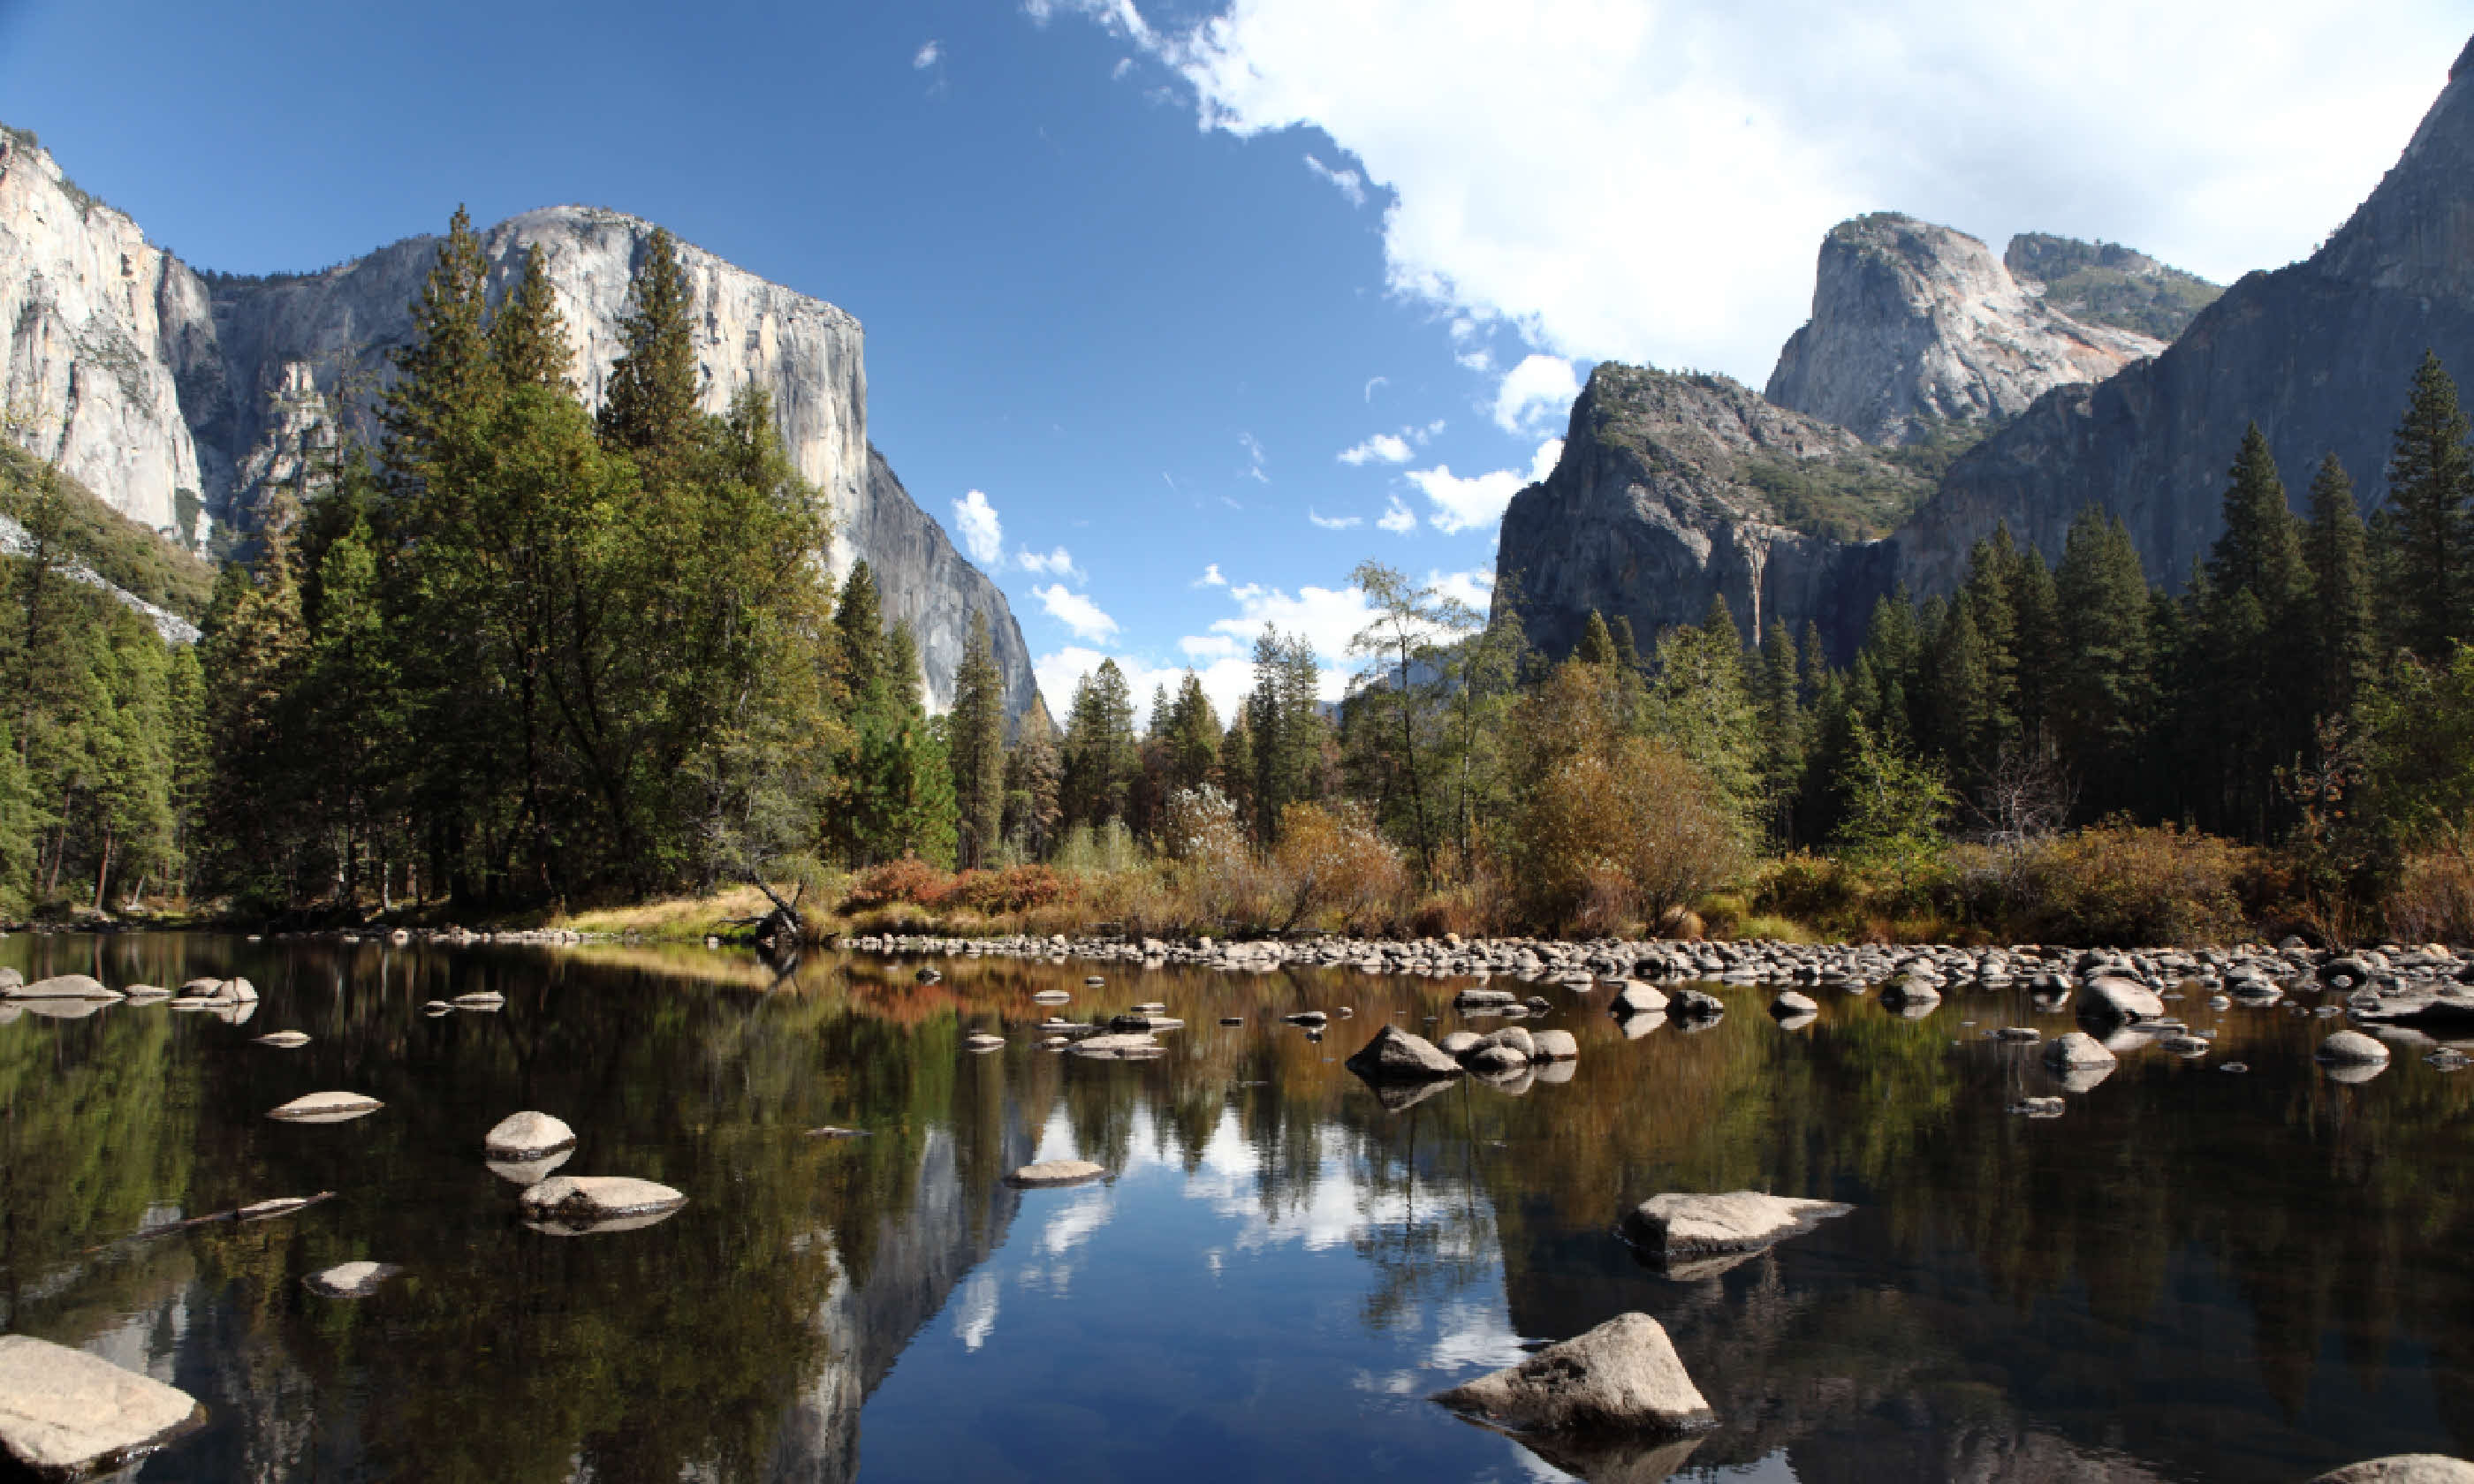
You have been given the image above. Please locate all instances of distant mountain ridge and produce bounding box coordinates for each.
[0,127,1040,719]
[1501,33,2470,664]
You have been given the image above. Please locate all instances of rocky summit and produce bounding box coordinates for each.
[0,127,1037,721]
[1503,35,2474,664]
[1765,213,2167,447]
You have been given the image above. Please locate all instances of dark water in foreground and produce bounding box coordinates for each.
[3,935,2471,1482]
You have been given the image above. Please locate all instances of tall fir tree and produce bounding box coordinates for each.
[1061,660,1138,830]
[2378,349,2473,661]
[2303,452,2377,722]
[947,610,1006,867]
[489,243,573,392]
[597,226,702,479]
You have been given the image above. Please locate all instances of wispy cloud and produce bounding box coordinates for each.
[1338,432,1412,466]
[1377,496,1417,534]
[1036,584,1119,642]
[952,488,1002,564]
[913,39,943,68]
[1304,153,1367,208]
[1309,510,1363,530]
[1019,545,1084,582]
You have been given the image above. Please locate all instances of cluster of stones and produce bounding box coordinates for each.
[246,926,610,947]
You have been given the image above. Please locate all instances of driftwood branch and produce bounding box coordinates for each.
[87,1192,338,1253]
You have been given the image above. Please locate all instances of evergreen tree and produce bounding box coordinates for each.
[1753,620,1804,838]
[1574,610,1619,666]
[1002,705,1063,858]
[2379,349,2473,661]
[1162,672,1220,793]
[380,205,498,506]
[947,610,1006,867]
[2200,425,2310,837]
[1060,660,1138,829]
[489,243,573,392]
[2051,508,2151,817]
[597,226,702,480]
[2303,452,2377,722]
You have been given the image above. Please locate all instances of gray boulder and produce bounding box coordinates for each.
[2308,1459,2474,1484]
[519,1175,687,1234]
[484,1111,577,1160]
[0,1334,206,1479]
[7,974,119,1002]
[1770,990,1818,1018]
[1529,1028,1580,1061]
[1434,1312,1715,1435]
[2043,1032,2118,1071]
[267,1091,383,1123]
[1613,982,1669,1017]
[1437,1029,1483,1056]
[2080,975,2164,1022]
[1068,1033,1165,1059]
[1620,1191,1853,1266]
[1344,1026,1465,1082]
[2318,1030,2393,1065]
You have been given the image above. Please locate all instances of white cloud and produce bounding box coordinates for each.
[1240,430,1270,483]
[1363,375,1388,402]
[1180,633,1241,661]
[1429,565,1494,613]
[913,39,943,68]
[952,488,1003,565]
[1407,437,1561,534]
[1112,56,1134,80]
[1018,546,1083,582]
[1303,152,1368,208]
[1338,432,1412,466]
[1491,353,1580,435]
[1196,564,1226,587]
[1377,496,1417,534]
[1036,584,1120,642]
[1047,0,2466,383]
[1308,510,1363,529]
[951,1270,998,1351]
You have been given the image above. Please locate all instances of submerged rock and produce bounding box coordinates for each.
[0,1333,207,1480]
[1434,1312,1715,1435]
[1068,1033,1164,1059]
[267,1092,383,1123]
[1620,1191,1853,1268]
[1005,1160,1105,1188]
[7,974,119,1002]
[484,1111,577,1160]
[519,1175,687,1235]
[253,1031,310,1049]
[1345,1026,1465,1082]
[965,1033,1006,1052]
[304,1261,402,1298]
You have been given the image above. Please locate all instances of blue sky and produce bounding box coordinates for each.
[1,0,2463,721]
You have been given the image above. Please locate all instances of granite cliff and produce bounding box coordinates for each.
[1493,364,1901,661]
[1502,34,2474,664]
[1901,34,2474,599]
[0,128,1039,719]
[1764,213,2169,447]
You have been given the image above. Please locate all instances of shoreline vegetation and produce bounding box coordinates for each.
[7,221,2474,953]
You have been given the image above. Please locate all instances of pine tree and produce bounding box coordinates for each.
[1754,620,1803,837]
[598,226,702,480]
[2303,452,2376,721]
[1061,660,1138,829]
[201,504,310,905]
[1002,704,1062,858]
[489,243,573,392]
[1575,610,1619,666]
[2051,508,2152,819]
[947,610,1006,867]
[381,206,498,504]
[2202,424,2311,837]
[1163,672,1220,792]
[2379,349,2473,661]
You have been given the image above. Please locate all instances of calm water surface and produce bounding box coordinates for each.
[2,934,2470,1482]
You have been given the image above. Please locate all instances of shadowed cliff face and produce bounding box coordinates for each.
[854,447,1043,722]
[1765,214,2164,448]
[1492,365,1902,662]
[1899,39,2474,600]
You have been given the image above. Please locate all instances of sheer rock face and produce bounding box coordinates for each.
[1765,213,2163,446]
[1493,364,1901,663]
[852,448,1042,720]
[0,132,1040,719]
[0,128,208,540]
[1899,39,2474,602]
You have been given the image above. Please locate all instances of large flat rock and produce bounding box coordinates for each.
[1620,1192,1853,1263]
[2309,1458,2474,1484]
[6,975,119,1002]
[519,1176,687,1235]
[267,1092,383,1124]
[0,1334,205,1479]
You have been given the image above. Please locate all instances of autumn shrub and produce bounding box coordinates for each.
[2008,821,2253,946]
[840,856,955,912]
[1272,801,1408,933]
[1752,852,1860,928]
[1519,738,1746,935]
[2387,840,2474,943]
[950,863,1069,916]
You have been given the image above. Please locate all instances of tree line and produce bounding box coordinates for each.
[7,205,2474,940]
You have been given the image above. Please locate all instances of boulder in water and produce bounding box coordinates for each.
[0,1333,207,1479]
[267,1092,383,1123]
[1006,1160,1105,1188]
[1344,1025,1465,1081]
[519,1175,687,1235]
[484,1111,577,1160]
[304,1261,402,1298]
[1433,1312,1715,1435]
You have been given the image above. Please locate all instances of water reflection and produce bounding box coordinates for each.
[0,935,2467,1481]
